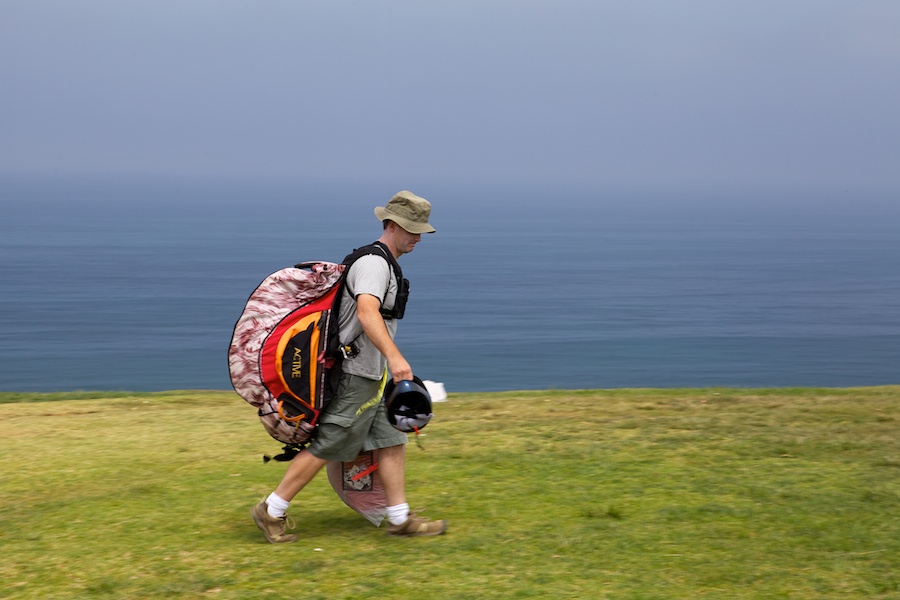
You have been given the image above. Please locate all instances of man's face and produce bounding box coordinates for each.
[396,225,422,255]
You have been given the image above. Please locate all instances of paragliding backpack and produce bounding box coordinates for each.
[228,241,407,460]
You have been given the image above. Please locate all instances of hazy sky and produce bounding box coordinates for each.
[2,1,898,195]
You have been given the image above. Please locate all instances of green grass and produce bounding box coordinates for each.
[1,387,898,599]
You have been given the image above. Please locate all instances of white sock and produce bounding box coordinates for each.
[386,503,410,526]
[266,492,290,519]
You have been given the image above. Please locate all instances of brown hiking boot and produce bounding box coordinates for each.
[251,499,297,544]
[386,512,447,537]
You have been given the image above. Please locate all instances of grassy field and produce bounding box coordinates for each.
[1,387,898,599]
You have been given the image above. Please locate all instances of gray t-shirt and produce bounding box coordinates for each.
[337,253,399,380]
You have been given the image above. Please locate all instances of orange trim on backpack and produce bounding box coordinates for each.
[273,312,319,403]
[277,400,307,423]
[260,285,340,405]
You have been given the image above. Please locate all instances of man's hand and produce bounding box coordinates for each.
[388,356,413,383]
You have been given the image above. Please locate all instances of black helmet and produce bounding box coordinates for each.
[384,376,433,432]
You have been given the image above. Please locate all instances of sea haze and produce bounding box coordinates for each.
[1,177,899,392]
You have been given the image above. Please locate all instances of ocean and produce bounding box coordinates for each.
[2,177,899,393]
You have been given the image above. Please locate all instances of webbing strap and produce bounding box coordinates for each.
[277,400,307,426]
[351,462,379,481]
[341,241,406,319]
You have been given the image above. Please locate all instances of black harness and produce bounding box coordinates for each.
[332,241,410,359]
[341,241,409,320]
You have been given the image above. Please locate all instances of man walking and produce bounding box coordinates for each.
[251,190,447,542]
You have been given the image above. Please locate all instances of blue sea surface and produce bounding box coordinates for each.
[1,177,899,392]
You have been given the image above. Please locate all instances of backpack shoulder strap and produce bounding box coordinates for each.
[341,241,403,295]
[342,241,402,280]
[340,241,407,320]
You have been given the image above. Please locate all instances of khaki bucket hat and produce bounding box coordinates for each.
[374,190,436,234]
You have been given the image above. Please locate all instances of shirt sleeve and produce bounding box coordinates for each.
[345,254,391,304]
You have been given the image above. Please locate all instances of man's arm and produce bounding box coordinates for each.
[356,293,413,383]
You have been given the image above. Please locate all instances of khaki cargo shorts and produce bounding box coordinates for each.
[308,372,409,462]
